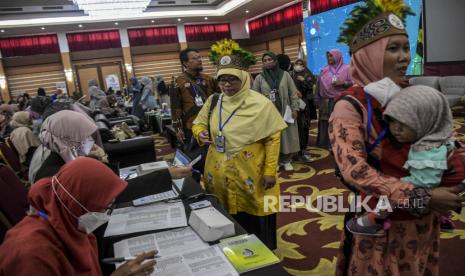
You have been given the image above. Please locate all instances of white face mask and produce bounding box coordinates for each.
[80,137,95,156]
[52,176,110,234]
[294,65,304,73]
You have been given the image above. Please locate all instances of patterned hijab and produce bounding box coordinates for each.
[384,85,453,151]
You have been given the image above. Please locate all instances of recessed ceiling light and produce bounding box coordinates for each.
[151,20,155,23]
[41,27,45,30]
[245,10,249,13]
[0,30,4,33]
[114,22,119,25]
[78,24,83,28]
[177,18,182,22]
[204,17,208,20]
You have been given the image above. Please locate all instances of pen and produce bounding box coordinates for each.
[192,168,201,174]
[102,255,161,264]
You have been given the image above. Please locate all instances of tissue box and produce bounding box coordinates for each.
[189,207,235,242]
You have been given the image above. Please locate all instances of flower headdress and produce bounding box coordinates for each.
[209,39,256,68]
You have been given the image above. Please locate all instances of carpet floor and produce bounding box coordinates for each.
[153,112,465,275]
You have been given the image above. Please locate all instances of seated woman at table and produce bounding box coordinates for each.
[192,55,287,249]
[29,109,192,184]
[0,157,157,275]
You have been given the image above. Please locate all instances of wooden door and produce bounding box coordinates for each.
[77,66,100,95]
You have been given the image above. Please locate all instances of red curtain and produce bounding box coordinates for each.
[248,3,303,37]
[309,0,360,15]
[67,30,121,52]
[185,24,231,42]
[128,26,178,46]
[0,34,59,57]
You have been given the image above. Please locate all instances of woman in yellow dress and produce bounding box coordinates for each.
[192,55,287,249]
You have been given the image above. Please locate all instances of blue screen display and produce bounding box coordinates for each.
[304,0,422,75]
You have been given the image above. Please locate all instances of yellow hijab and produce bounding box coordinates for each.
[201,68,287,154]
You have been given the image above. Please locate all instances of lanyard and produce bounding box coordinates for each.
[329,66,340,77]
[38,211,49,220]
[272,79,278,90]
[218,95,239,136]
[365,92,387,153]
[191,78,203,98]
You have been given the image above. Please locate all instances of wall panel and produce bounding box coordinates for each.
[6,63,65,98]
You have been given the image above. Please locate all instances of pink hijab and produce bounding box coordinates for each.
[39,110,97,162]
[319,49,351,98]
[350,37,389,86]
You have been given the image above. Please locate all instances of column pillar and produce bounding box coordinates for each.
[177,23,188,50]
[0,55,10,102]
[119,28,134,80]
[57,32,76,95]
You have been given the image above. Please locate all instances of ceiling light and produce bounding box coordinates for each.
[41,27,45,30]
[78,24,83,28]
[151,20,155,23]
[114,22,119,25]
[177,18,182,22]
[204,17,208,20]
[72,0,151,17]
[245,10,249,13]
[0,30,4,33]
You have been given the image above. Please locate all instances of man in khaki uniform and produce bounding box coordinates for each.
[170,48,218,144]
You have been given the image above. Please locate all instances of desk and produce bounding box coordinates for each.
[99,172,289,276]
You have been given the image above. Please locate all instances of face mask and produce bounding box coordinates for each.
[80,137,95,156]
[294,65,304,73]
[52,176,110,234]
[264,62,276,70]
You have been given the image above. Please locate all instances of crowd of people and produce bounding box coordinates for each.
[0,0,464,275]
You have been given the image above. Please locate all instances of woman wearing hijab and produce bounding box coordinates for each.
[130,77,144,120]
[155,75,170,107]
[0,157,157,275]
[140,76,157,111]
[28,110,104,183]
[253,51,300,171]
[9,111,40,165]
[291,58,317,162]
[316,49,352,148]
[88,79,106,111]
[330,1,465,275]
[193,55,287,249]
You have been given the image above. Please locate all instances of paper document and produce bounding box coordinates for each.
[113,227,209,259]
[104,201,187,237]
[113,229,238,276]
[298,99,306,110]
[283,105,295,124]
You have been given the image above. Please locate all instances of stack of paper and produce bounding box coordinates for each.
[113,227,238,276]
[104,201,187,237]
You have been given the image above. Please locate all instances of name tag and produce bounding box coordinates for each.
[215,135,226,153]
[269,89,277,102]
[194,96,204,107]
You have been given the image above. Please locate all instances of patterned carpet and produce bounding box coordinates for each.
[153,110,465,275]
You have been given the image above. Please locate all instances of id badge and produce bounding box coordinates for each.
[194,96,204,107]
[269,90,277,102]
[215,135,226,153]
[332,75,338,83]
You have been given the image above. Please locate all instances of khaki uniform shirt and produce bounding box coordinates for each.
[170,72,217,131]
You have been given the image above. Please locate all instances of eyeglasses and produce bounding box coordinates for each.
[218,76,240,84]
